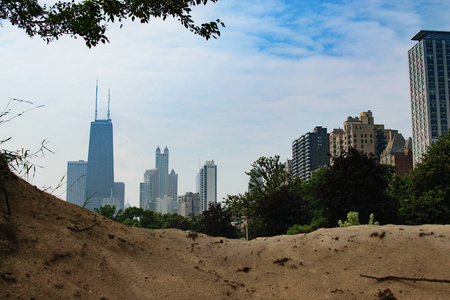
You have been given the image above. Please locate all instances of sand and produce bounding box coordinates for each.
[1,172,450,299]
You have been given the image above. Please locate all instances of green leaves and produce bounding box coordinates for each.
[1,0,225,47]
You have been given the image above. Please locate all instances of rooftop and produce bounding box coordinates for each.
[412,30,450,42]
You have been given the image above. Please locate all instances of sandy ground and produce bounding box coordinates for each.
[1,172,450,299]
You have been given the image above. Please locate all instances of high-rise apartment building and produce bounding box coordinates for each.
[155,146,169,198]
[329,111,397,161]
[199,160,217,212]
[292,126,330,181]
[66,160,87,206]
[409,30,450,165]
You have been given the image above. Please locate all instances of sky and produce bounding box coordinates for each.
[1,0,450,208]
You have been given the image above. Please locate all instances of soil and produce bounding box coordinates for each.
[1,171,450,299]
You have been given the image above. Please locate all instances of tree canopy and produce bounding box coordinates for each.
[316,148,397,226]
[405,134,450,224]
[0,0,224,47]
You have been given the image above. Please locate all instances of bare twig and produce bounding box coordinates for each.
[67,221,101,232]
[360,274,450,284]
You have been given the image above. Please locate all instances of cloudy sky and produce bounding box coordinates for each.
[1,0,449,207]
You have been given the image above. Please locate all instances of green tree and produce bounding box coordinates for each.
[317,148,397,226]
[0,0,224,47]
[94,204,116,219]
[200,202,237,238]
[406,134,450,224]
[254,184,312,237]
[161,213,191,230]
[226,155,312,239]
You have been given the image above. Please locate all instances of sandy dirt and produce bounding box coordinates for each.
[1,172,450,299]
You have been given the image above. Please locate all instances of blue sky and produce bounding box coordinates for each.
[1,0,449,207]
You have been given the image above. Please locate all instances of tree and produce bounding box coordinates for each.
[200,202,237,238]
[254,184,312,237]
[0,0,224,47]
[161,213,191,230]
[226,155,312,239]
[317,148,397,227]
[94,204,116,219]
[405,134,450,224]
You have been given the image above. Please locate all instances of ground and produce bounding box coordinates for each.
[1,172,450,299]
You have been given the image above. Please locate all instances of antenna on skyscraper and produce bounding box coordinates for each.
[107,89,111,120]
[95,79,98,121]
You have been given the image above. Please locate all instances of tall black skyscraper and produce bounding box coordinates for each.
[84,87,115,211]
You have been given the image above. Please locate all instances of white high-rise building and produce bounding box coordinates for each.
[199,160,217,212]
[409,30,450,165]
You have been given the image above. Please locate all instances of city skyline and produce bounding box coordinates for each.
[2,1,450,207]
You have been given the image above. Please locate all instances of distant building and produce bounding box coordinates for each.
[85,118,114,211]
[199,160,217,212]
[329,111,398,161]
[155,146,169,198]
[177,192,200,217]
[380,134,413,177]
[66,160,87,206]
[113,182,125,210]
[156,195,173,214]
[168,169,178,213]
[139,169,159,210]
[409,30,450,165]
[292,126,330,181]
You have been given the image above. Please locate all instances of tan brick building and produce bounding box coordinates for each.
[329,110,398,160]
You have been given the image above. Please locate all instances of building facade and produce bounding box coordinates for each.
[66,160,87,207]
[85,118,115,211]
[292,126,330,181]
[155,146,169,198]
[177,192,200,217]
[199,160,217,212]
[409,30,450,165]
[113,182,125,210]
[168,169,178,213]
[380,134,413,177]
[139,169,159,210]
[329,111,397,161]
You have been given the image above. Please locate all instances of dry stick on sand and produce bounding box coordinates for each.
[67,221,101,232]
[360,274,450,284]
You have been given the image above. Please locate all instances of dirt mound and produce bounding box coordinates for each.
[1,172,450,299]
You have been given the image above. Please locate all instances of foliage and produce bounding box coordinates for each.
[286,224,313,235]
[254,184,312,237]
[94,204,117,219]
[161,213,191,230]
[226,155,312,239]
[302,168,327,227]
[0,0,224,47]
[338,212,379,227]
[405,134,450,224]
[200,202,237,238]
[187,212,204,232]
[338,211,360,227]
[317,148,397,226]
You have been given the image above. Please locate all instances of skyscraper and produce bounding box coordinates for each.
[155,146,169,198]
[292,126,330,181]
[66,160,87,206]
[84,87,115,211]
[199,160,217,212]
[409,30,450,165]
